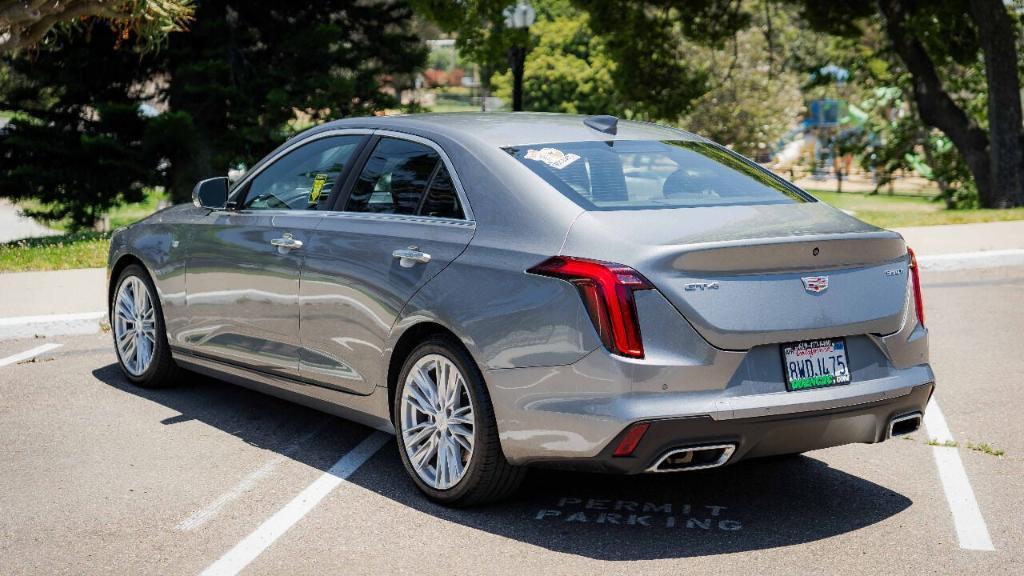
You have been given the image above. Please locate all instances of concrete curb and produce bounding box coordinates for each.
[0,311,106,341]
[916,249,1024,272]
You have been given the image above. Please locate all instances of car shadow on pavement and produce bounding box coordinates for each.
[356,448,912,560]
[91,363,380,473]
[93,363,912,561]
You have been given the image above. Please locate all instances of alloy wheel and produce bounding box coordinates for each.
[400,354,476,490]
[113,275,157,376]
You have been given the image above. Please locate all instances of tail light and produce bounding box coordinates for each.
[528,256,653,358]
[907,247,925,326]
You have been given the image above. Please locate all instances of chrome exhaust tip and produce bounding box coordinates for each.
[888,412,923,439]
[647,444,736,473]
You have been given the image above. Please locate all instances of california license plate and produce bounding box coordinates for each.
[781,338,851,391]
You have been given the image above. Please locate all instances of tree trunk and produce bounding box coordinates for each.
[968,0,1024,208]
[878,0,994,206]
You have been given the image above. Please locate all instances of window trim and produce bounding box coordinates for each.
[227,128,474,222]
[337,130,474,222]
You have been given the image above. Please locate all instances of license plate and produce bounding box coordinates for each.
[781,338,851,391]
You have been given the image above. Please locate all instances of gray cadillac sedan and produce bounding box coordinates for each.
[107,113,933,506]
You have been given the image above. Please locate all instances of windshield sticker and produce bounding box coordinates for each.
[309,173,329,204]
[525,148,581,170]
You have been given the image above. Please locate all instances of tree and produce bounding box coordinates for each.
[873,0,1022,207]
[574,0,749,120]
[571,0,1023,207]
[0,0,193,53]
[0,0,427,224]
[681,5,803,157]
[0,24,162,229]
[154,0,427,202]
[491,10,620,115]
[412,0,534,88]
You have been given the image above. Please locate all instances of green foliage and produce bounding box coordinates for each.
[0,0,194,53]
[492,12,619,114]
[681,6,804,157]
[157,0,427,202]
[575,0,758,120]
[0,25,162,230]
[412,0,530,82]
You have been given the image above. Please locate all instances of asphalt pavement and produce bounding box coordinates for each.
[0,265,1021,575]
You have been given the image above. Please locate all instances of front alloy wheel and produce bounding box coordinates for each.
[113,275,157,376]
[111,264,179,388]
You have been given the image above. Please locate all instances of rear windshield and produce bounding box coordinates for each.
[505,140,810,210]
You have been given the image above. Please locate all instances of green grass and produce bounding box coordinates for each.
[927,439,959,448]
[3,190,162,272]
[0,232,111,272]
[966,442,1005,457]
[808,190,1024,228]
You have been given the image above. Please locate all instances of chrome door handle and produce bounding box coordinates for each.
[392,248,431,268]
[270,233,303,251]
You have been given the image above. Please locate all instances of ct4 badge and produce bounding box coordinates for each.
[802,276,829,293]
[684,281,720,291]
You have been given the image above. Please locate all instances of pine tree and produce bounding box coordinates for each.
[0,24,162,230]
[156,0,427,201]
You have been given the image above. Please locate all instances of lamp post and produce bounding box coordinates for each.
[503,0,535,112]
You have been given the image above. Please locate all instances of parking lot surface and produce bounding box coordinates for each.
[1,266,1022,575]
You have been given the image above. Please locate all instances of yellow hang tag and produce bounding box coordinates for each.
[310,174,329,203]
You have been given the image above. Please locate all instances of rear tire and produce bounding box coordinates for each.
[111,264,180,388]
[393,335,525,506]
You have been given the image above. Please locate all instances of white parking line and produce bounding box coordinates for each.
[176,421,329,532]
[200,431,391,576]
[0,342,63,367]
[923,398,995,551]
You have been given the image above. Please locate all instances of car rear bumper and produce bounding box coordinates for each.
[486,348,934,468]
[534,382,933,474]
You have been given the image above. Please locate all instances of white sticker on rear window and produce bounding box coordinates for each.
[524,148,580,170]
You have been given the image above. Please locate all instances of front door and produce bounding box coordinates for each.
[299,135,475,394]
[184,134,366,379]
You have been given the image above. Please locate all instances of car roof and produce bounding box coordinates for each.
[314,112,705,148]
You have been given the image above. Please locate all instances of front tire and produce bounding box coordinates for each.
[111,264,179,388]
[394,335,524,506]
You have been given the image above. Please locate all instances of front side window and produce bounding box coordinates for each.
[241,135,363,210]
[346,137,463,218]
[505,140,810,210]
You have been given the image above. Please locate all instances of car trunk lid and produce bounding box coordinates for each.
[560,203,910,350]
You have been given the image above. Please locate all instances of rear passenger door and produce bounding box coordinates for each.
[298,133,475,394]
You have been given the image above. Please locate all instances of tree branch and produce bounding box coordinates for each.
[877,0,992,202]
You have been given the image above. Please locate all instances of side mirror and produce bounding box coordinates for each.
[192,177,229,209]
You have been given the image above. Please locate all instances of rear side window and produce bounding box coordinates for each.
[345,137,463,219]
[505,140,810,210]
[420,164,463,219]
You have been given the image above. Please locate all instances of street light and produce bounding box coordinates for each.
[503,0,535,112]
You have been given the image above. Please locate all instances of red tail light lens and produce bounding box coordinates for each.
[907,247,925,326]
[528,256,653,358]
